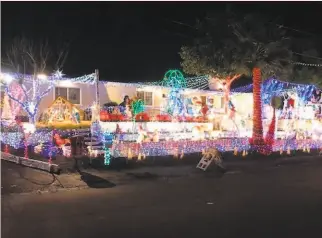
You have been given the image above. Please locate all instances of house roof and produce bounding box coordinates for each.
[232,78,320,103]
[232,78,319,93]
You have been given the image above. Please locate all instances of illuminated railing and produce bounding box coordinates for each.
[98,105,213,123]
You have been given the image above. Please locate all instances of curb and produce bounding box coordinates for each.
[1,152,61,174]
[33,185,90,195]
[2,185,90,197]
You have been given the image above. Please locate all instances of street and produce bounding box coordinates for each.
[2,157,322,238]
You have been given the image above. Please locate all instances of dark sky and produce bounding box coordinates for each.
[2,2,322,83]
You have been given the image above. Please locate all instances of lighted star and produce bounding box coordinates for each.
[53,70,65,79]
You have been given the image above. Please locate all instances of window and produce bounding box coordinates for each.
[68,88,81,104]
[55,87,67,99]
[55,87,80,104]
[137,91,153,106]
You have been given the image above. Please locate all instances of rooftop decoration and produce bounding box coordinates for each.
[161,69,187,89]
[0,72,96,85]
[232,78,319,104]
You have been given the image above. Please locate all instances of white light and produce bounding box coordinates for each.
[208,114,215,120]
[28,102,36,114]
[56,80,74,87]
[1,74,14,84]
[22,123,36,134]
[53,70,64,79]
[37,74,47,80]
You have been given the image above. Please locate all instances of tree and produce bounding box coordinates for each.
[180,12,244,113]
[226,14,293,151]
[180,13,292,152]
[1,37,69,124]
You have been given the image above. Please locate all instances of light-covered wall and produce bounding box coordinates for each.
[17,80,254,121]
[37,81,97,119]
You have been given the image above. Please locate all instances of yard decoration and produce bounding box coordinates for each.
[132,99,145,116]
[42,97,84,124]
[161,70,186,116]
[131,98,145,136]
[250,68,265,153]
[54,134,71,147]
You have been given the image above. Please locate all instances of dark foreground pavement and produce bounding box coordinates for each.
[2,156,322,238]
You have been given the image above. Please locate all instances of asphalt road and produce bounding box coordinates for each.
[2,157,322,238]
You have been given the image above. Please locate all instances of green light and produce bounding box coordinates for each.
[132,99,145,116]
[104,147,111,165]
[161,69,187,89]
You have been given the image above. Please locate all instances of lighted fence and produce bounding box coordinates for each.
[111,138,322,158]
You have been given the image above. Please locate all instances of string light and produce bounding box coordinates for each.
[250,68,265,151]
[292,62,322,67]
[111,138,322,157]
[1,72,96,84]
[233,78,320,105]
[2,68,322,158]
[0,130,53,148]
[2,126,322,158]
[102,131,113,165]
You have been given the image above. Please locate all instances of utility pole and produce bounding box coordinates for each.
[89,69,100,163]
[95,69,100,108]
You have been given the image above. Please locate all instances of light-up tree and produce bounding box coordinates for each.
[1,37,69,124]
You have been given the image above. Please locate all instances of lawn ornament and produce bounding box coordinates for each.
[196,148,224,171]
[54,134,71,147]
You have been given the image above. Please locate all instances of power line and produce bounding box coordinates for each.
[292,61,322,67]
[292,52,322,61]
[276,24,318,37]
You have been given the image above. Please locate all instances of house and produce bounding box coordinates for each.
[104,81,253,118]
[1,73,254,123]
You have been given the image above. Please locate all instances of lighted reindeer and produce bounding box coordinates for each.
[137,126,159,143]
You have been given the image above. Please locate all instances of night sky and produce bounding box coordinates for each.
[2,2,322,83]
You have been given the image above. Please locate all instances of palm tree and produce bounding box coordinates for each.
[229,15,292,152]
